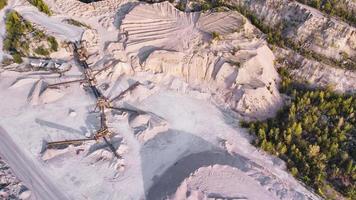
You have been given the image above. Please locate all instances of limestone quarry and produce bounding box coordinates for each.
[0,0,354,200]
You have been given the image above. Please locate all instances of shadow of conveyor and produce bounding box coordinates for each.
[35,118,84,135]
[86,137,123,156]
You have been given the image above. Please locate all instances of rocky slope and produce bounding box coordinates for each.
[226,0,356,63]
[346,0,356,13]
[275,47,356,93]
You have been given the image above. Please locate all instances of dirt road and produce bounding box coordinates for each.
[0,127,71,200]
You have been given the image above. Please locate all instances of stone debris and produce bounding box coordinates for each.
[0,157,30,200]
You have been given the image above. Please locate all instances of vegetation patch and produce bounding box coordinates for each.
[175,1,186,11]
[241,68,355,199]
[63,19,91,29]
[28,0,52,16]
[3,11,59,63]
[0,0,7,10]
[210,31,221,40]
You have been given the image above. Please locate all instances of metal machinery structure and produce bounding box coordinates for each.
[45,42,139,159]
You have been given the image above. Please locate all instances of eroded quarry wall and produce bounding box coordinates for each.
[226,0,356,62]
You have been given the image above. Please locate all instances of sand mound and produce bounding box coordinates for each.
[146,150,281,200]
[40,88,66,104]
[119,4,200,56]
[127,110,168,143]
[173,165,278,200]
[119,2,244,56]
[117,2,283,119]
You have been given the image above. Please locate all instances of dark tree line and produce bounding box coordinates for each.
[241,68,355,199]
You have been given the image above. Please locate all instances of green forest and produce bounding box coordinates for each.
[63,19,91,29]
[241,68,355,199]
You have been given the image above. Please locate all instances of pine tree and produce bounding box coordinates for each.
[295,122,302,137]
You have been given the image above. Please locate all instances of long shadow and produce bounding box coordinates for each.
[86,137,122,156]
[140,129,255,200]
[35,118,84,135]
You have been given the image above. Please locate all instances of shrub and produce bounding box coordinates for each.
[33,30,45,39]
[47,36,58,51]
[64,19,91,29]
[0,0,7,10]
[12,53,23,63]
[211,31,221,40]
[3,11,28,62]
[176,1,185,11]
[34,46,50,56]
[28,0,52,16]
[201,2,212,11]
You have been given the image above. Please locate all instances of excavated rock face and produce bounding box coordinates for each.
[228,0,356,61]
[116,2,283,119]
[346,0,356,13]
[275,47,356,93]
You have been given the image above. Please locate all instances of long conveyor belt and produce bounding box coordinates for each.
[47,138,96,148]
[46,42,120,159]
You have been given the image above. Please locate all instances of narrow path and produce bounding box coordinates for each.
[0,127,71,200]
[13,6,83,41]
